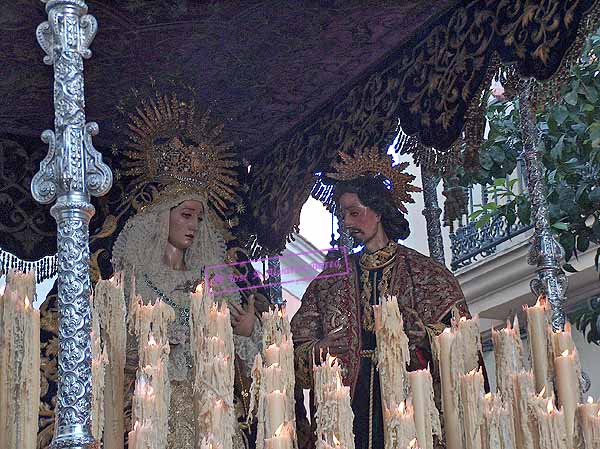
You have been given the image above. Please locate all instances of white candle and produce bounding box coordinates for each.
[408,369,440,449]
[250,306,297,449]
[459,369,484,449]
[434,328,462,449]
[0,271,40,449]
[482,393,516,449]
[530,398,567,449]
[266,389,286,437]
[190,283,235,449]
[578,397,600,449]
[554,349,579,447]
[373,296,410,406]
[384,400,417,449]
[511,370,535,449]
[93,274,127,449]
[432,315,482,449]
[524,296,553,395]
[265,423,293,449]
[265,343,281,367]
[313,354,355,449]
[129,298,174,449]
[492,315,523,396]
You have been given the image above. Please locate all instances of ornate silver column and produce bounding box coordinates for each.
[518,78,568,331]
[421,168,446,265]
[33,1,112,448]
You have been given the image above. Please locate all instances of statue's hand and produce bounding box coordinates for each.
[230,295,256,337]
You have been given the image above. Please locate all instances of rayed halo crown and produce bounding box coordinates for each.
[326,146,420,213]
[120,91,239,216]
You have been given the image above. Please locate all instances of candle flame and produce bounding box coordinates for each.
[134,420,140,431]
[565,322,571,333]
[459,316,467,323]
[24,296,30,309]
[467,368,478,376]
[408,439,418,449]
[561,349,570,357]
[148,333,157,346]
[274,423,285,437]
[332,435,341,447]
[484,393,493,401]
[398,401,406,414]
[442,327,452,334]
[547,399,555,414]
[588,396,594,404]
[109,275,115,283]
[216,399,223,407]
[538,386,547,398]
[195,283,203,294]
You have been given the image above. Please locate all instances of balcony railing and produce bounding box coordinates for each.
[448,158,533,271]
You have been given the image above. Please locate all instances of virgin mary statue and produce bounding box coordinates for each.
[108,91,263,448]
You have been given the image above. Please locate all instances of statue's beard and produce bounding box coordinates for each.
[346,227,364,241]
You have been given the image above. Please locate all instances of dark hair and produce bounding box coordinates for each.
[332,175,410,241]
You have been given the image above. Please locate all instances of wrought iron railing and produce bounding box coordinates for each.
[449,158,533,271]
[449,216,532,270]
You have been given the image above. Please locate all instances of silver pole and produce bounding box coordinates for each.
[518,78,568,332]
[268,257,284,306]
[33,1,112,448]
[421,168,446,265]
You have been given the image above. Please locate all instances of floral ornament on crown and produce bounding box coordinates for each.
[120,91,239,217]
[326,146,421,214]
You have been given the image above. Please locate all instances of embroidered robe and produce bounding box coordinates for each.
[291,243,477,449]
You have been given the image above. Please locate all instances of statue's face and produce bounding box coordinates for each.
[168,200,204,250]
[338,192,380,244]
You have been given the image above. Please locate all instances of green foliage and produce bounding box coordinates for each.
[571,300,600,346]
[455,28,600,342]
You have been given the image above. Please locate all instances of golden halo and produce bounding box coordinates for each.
[327,147,421,214]
[121,92,239,216]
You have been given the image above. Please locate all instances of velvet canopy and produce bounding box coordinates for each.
[1,0,598,262]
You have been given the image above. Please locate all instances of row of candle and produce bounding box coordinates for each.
[128,295,174,449]
[250,306,297,449]
[374,296,440,449]
[429,295,600,449]
[314,353,356,449]
[190,284,236,449]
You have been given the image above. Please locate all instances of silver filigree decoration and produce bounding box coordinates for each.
[36,20,55,65]
[84,122,112,196]
[421,168,446,265]
[78,14,97,59]
[32,129,59,204]
[32,1,111,448]
[519,78,568,331]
